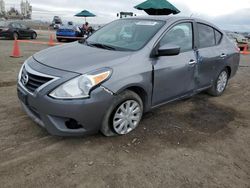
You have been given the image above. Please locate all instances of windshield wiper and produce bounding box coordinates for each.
[87,42,116,51]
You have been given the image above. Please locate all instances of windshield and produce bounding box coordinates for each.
[86,19,165,51]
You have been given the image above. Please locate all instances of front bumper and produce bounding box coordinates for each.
[17,59,115,136]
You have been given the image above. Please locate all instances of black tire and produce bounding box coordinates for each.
[207,69,229,96]
[31,32,37,39]
[12,32,19,40]
[101,90,143,137]
[57,38,62,42]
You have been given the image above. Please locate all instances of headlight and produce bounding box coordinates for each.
[49,68,112,99]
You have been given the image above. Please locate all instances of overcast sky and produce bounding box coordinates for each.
[5,0,250,31]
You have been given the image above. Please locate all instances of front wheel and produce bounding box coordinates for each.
[12,32,19,40]
[207,69,229,96]
[101,90,143,136]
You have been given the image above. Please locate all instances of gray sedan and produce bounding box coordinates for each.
[17,16,240,136]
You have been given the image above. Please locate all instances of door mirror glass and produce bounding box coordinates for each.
[157,44,180,56]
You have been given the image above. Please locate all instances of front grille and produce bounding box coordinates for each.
[20,66,53,93]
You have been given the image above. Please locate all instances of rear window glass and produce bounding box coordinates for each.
[11,23,20,28]
[198,23,215,48]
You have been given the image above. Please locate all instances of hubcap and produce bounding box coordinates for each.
[217,71,228,93]
[113,100,142,135]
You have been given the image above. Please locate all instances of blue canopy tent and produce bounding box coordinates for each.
[75,10,96,22]
[134,0,180,15]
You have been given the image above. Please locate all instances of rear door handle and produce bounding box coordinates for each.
[188,59,197,65]
[220,53,227,58]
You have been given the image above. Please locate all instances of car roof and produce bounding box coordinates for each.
[123,16,221,31]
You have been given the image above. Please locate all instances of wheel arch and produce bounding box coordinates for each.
[13,31,19,36]
[116,84,150,112]
[225,66,232,78]
[32,31,37,35]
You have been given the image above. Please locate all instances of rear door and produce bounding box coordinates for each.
[152,22,197,106]
[195,23,223,89]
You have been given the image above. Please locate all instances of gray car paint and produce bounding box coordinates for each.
[17,16,240,136]
[33,42,132,74]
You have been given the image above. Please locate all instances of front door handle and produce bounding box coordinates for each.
[188,59,197,65]
[220,53,227,58]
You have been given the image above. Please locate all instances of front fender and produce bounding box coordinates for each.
[102,72,153,112]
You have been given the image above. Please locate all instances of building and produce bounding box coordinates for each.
[0,0,5,16]
[20,0,32,19]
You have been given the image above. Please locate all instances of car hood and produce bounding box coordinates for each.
[33,42,132,74]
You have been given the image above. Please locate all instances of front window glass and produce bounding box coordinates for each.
[160,22,193,52]
[86,19,165,51]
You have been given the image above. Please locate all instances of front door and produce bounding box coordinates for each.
[152,22,197,106]
[18,23,31,37]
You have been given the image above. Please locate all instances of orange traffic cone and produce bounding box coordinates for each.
[243,45,247,53]
[10,40,21,58]
[241,44,250,55]
[48,34,55,46]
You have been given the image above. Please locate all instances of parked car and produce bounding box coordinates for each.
[0,21,37,40]
[242,32,250,39]
[17,16,240,137]
[56,21,82,42]
[51,16,62,30]
[227,33,250,44]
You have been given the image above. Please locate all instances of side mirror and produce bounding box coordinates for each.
[157,44,181,56]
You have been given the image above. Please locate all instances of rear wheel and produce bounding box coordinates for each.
[31,32,37,39]
[101,90,143,136]
[207,69,229,96]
